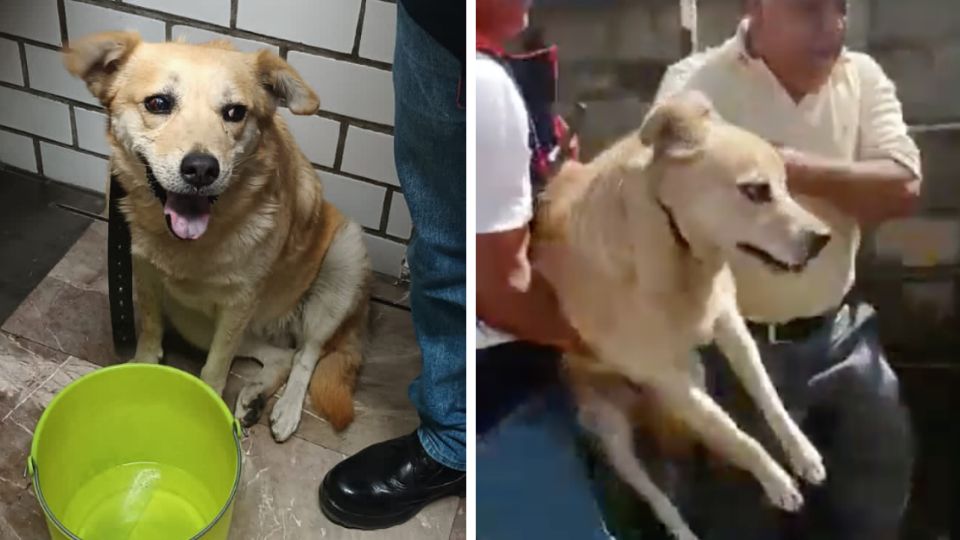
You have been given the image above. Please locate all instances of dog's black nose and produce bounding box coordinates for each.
[180,152,220,188]
[804,232,831,260]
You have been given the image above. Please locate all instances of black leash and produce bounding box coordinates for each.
[107,175,137,358]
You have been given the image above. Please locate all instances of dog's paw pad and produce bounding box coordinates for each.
[763,472,803,512]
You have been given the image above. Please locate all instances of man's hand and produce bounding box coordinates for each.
[773,145,921,225]
[478,228,587,352]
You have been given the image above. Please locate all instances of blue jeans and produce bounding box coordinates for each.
[477,342,612,539]
[393,4,466,471]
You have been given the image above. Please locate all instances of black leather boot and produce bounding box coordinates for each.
[319,431,465,529]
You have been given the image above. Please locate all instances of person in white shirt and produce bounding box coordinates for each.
[475,1,611,538]
[647,1,919,538]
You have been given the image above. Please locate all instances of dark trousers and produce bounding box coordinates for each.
[674,302,913,540]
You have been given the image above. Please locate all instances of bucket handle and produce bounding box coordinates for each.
[26,456,83,540]
[233,416,246,439]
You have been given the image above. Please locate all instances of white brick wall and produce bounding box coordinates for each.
[64,1,165,43]
[360,1,397,64]
[288,51,394,125]
[236,0,361,54]
[0,39,23,85]
[0,87,72,143]
[74,108,110,155]
[171,26,279,55]
[0,0,408,277]
[0,130,37,173]
[0,0,61,46]
[40,142,109,193]
[386,193,412,240]
[25,45,98,105]
[280,110,340,167]
[341,126,398,185]
[320,171,387,230]
[126,0,231,27]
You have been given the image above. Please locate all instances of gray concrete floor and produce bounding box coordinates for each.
[0,173,465,539]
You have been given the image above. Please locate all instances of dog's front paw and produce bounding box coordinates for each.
[761,467,803,512]
[200,366,228,396]
[234,384,267,428]
[129,348,163,364]
[668,525,698,540]
[786,435,826,486]
[269,391,303,443]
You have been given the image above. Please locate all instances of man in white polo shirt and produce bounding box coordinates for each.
[653,0,920,538]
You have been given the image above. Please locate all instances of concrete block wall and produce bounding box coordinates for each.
[857,0,960,354]
[0,0,410,277]
[528,0,682,158]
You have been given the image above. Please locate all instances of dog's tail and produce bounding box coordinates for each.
[308,302,367,431]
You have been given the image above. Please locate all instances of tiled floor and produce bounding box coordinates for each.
[0,168,104,322]
[0,186,464,538]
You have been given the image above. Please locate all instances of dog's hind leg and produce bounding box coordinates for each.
[269,222,369,442]
[652,373,803,512]
[713,306,825,486]
[234,337,295,427]
[579,389,697,540]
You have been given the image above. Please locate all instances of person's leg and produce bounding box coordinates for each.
[798,303,913,540]
[318,4,465,529]
[392,0,466,470]
[678,303,913,540]
[477,344,611,540]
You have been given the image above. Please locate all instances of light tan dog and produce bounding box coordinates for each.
[535,92,832,539]
[63,32,371,442]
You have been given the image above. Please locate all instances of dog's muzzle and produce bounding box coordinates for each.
[136,153,218,241]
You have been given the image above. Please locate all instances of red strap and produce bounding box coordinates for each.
[476,34,506,57]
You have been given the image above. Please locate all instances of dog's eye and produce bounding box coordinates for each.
[738,182,772,204]
[222,105,247,122]
[144,94,174,114]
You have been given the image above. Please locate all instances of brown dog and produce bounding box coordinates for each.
[64,32,370,442]
[535,92,832,539]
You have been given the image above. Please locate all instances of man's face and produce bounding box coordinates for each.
[750,0,848,95]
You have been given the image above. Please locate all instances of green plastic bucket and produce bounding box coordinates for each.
[27,364,243,540]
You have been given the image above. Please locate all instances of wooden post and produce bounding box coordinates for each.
[679,0,698,56]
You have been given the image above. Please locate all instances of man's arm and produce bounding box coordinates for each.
[780,149,920,225]
[477,227,583,351]
[784,53,922,225]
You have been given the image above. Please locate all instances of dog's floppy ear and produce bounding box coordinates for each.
[640,91,714,160]
[63,31,141,104]
[256,51,320,115]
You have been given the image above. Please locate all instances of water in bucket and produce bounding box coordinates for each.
[61,462,219,539]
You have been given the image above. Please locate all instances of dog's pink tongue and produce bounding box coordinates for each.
[163,193,211,240]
